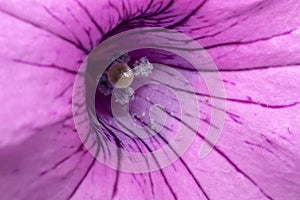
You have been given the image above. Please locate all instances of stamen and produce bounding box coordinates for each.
[133,57,153,77]
[113,87,135,105]
[96,72,113,96]
[96,55,154,106]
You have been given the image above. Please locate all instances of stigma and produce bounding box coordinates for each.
[107,63,134,88]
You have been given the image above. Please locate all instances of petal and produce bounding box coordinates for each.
[0,0,299,200]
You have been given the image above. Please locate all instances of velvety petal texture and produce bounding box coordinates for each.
[0,0,299,200]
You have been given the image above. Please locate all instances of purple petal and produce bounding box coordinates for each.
[0,0,299,200]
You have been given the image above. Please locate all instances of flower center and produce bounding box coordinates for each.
[108,63,134,88]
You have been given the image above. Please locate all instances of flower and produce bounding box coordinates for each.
[0,0,299,200]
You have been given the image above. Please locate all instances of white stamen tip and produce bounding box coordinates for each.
[113,87,135,105]
[133,57,153,77]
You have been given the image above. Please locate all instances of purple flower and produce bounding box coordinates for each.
[0,0,300,200]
